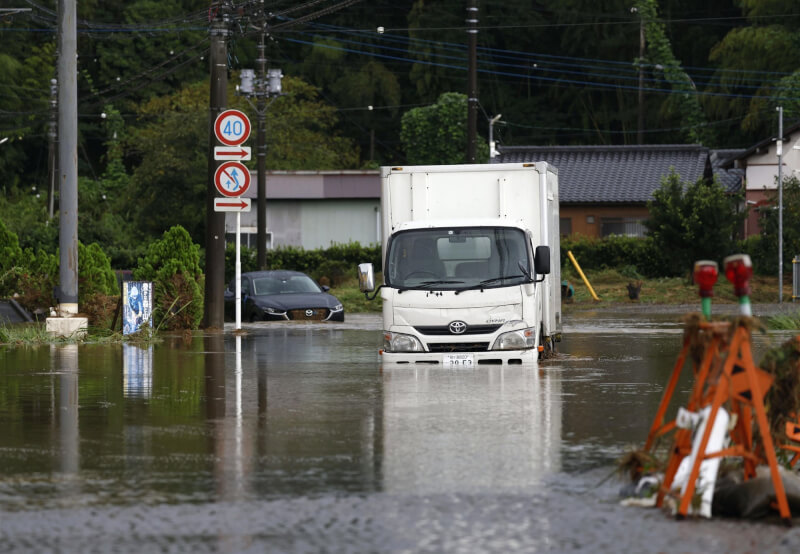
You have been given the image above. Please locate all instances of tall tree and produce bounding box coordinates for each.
[125,75,358,243]
[645,171,744,277]
[401,92,489,165]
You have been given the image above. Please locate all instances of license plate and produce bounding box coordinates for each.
[443,353,475,368]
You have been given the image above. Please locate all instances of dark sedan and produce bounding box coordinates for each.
[225,270,344,322]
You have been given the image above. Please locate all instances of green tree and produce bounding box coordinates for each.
[133,225,204,330]
[0,219,24,296]
[125,75,358,245]
[401,92,489,165]
[645,171,745,277]
[78,105,142,267]
[77,242,118,305]
[636,0,714,145]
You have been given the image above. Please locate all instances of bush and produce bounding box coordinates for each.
[223,242,381,285]
[560,235,666,278]
[0,219,24,297]
[133,225,204,330]
[224,244,258,285]
[78,242,118,302]
[310,260,352,286]
[15,248,57,315]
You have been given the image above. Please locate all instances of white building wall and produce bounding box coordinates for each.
[225,199,380,250]
[744,135,800,190]
[300,199,380,249]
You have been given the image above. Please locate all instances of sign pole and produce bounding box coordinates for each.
[235,211,242,330]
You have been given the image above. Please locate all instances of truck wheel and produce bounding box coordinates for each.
[538,328,553,360]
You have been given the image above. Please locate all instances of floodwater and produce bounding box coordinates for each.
[1,308,800,552]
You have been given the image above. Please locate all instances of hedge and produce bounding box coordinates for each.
[225,242,381,285]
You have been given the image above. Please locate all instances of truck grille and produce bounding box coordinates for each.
[288,308,328,321]
[427,342,490,353]
[414,324,502,336]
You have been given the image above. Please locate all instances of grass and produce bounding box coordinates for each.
[559,266,792,306]
[767,313,800,331]
[332,275,383,313]
[0,322,76,345]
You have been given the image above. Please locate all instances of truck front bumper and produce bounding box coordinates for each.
[380,348,539,367]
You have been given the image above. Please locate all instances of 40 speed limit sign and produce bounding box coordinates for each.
[214,109,251,146]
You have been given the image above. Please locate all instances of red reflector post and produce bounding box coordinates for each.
[694,260,719,320]
[724,254,753,316]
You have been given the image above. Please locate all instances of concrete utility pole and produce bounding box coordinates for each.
[777,105,784,303]
[466,0,478,163]
[57,0,78,315]
[203,10,230,329]
[47,78,58,220]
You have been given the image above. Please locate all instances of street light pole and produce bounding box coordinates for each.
[488,113,502,160]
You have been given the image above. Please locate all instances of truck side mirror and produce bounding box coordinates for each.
[534,245,551,275]
[358,263,375,292]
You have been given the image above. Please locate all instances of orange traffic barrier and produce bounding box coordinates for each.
[642,319,792,523]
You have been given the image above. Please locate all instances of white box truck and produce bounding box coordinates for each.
[358,162,561,366]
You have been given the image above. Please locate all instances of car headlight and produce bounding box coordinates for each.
[331,304,343,312]
[262,307,285,315]
[491,327,536,350]
[383,331,424,352]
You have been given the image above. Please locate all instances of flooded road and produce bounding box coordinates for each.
[1,310,799,552]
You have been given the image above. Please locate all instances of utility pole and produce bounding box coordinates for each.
[203,7,230,329]
[256,27,267,269]
[466,0,478,163]
[777,106,784,303]
[57,0,78,315]
[47,78,58,219]
[238,12,282,270]
[637,9,645,144]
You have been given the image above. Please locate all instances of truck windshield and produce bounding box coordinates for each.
[385,227,532,290]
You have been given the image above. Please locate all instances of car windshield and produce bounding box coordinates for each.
[385,227,532,290]
[252,275,322,295]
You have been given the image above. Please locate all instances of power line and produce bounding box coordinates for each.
[282,36,800,102]
[292,29,800,94]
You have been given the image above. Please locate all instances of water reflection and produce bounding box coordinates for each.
[52,344,79,476]
[381,365,562,493]
[1,312,791,517]
[122,344,153,398]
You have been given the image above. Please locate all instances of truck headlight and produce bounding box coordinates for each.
[383,331,424,352]
[491,327,536,350]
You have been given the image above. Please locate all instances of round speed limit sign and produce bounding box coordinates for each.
[214,109,251,146]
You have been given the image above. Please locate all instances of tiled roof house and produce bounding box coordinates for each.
[494,144,741,238]
[719,121,800,236]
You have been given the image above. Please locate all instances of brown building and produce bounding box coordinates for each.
[494,144,742,238]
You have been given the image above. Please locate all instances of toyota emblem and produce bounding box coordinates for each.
[305,309,314,317]
[448,320,467,334]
